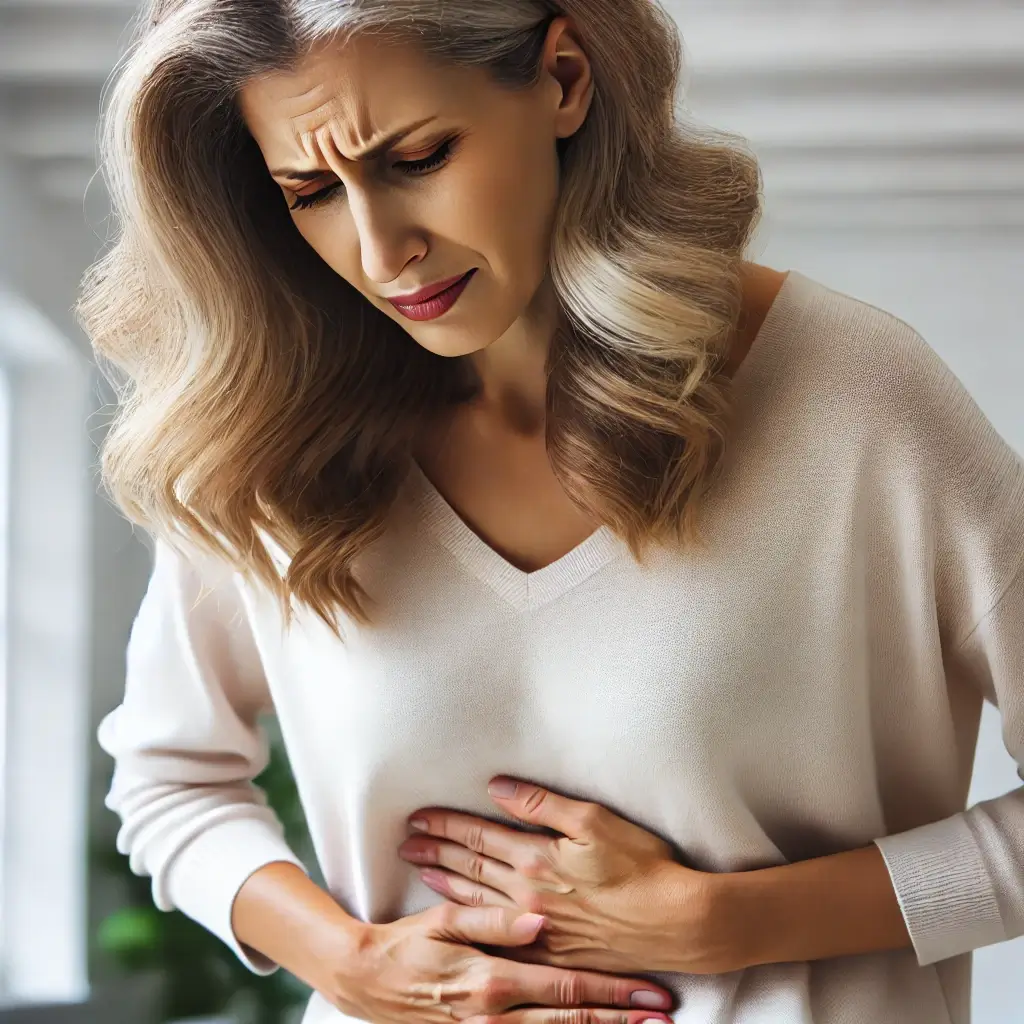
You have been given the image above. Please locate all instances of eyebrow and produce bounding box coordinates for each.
[270,116,440,182]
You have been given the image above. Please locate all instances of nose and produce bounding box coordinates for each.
[347,187,425,286]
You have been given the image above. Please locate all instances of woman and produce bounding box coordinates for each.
[80,1,1024,1023]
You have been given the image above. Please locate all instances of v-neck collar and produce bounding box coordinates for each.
[405,459,625,612]
[403,268,804,613]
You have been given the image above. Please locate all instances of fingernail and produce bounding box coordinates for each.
[409,818,429,832]
[489,777,518,798]
[630,991,670,1009]
[512,912,545,938]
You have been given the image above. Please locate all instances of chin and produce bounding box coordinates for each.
[411,313,521,359]
[414,333,494,359]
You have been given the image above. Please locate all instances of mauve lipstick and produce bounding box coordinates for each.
[387,269,476,322]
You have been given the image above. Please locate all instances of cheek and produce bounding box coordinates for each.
[453,144,559,279]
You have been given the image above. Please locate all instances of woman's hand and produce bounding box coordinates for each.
[398,777,732,976]
[332,903,677,1024]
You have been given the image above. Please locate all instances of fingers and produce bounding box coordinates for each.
[409,810,552,869]
[420,865,520,910]
[466,1011,671,1024]
[428,904,546,947]
[495,958,673,1016]
[487,780,601,841]
[424,905,674,1020]
[405,836,525,891]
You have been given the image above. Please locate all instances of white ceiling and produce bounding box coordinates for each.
[0,0,1023,226]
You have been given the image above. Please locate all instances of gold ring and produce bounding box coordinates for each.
[432,983,453,1016]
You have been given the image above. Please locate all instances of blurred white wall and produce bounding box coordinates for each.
[0,3,154,1012]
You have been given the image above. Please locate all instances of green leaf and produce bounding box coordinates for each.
[96,906,165,968]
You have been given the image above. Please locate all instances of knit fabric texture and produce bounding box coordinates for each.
[99,270,1024,1023]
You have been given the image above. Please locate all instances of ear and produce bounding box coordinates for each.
[539,16,595,141]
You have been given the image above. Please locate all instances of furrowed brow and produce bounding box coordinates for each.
[271,116,439,181]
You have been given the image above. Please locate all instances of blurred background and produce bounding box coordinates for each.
[0,0,1022,1021]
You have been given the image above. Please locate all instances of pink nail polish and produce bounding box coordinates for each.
[630,991,670,1009]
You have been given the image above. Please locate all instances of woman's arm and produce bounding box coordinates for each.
[693,844,911,971]
[716,336,1024,972]
[231,862,369,995]
[99,539,310,975]
[764,328,1024,971]
[869,562,1024,966]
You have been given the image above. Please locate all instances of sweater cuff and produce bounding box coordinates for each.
[873,813,1006,965]
[161,815,310,975]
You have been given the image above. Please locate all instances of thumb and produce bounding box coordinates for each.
[428,904,546,947]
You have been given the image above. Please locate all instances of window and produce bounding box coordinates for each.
[0,287,91,1008]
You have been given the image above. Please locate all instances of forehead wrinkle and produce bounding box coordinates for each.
[292,91,382,169]
[288,92,340,150]
[295,116,364,182]
[315,122,349,182]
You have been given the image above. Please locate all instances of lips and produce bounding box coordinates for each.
[389,272,472,307]
[386,269,476,322]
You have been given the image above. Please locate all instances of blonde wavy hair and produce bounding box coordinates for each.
[78,0,763,634]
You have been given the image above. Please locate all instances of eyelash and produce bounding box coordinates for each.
[289,137,458,212]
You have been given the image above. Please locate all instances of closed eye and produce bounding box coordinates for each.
[288,136,458,212]
[394,137,457,175]
[289,180,344,211]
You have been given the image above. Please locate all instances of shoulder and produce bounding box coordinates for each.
[140,531,258,636]
[132,534,271,694]
[785,273,1019,482]
[785,272,1024,632]
[784,272,957,419]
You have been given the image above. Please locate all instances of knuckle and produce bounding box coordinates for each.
[468,855,487,883]
[553,1010,593,1024]
[522,787,549,818]
[469,887,486,908]
[465,824,487,854]
[577,802,604,830]
[557,971,586,1007]
[489,905,512,932]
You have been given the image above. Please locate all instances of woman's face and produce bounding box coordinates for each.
[239,21,593,358]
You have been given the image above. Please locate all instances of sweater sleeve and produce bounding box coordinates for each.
[868,327,1024,967]
[97,538,309,975]
[873,565,1024,966]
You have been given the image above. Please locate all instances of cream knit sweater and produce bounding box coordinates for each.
[98,270,1024,1024]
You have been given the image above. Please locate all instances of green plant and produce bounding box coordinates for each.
[92,724,315,1024]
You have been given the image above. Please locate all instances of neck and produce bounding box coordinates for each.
[461,261,778,436]
[465,275,559,437]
